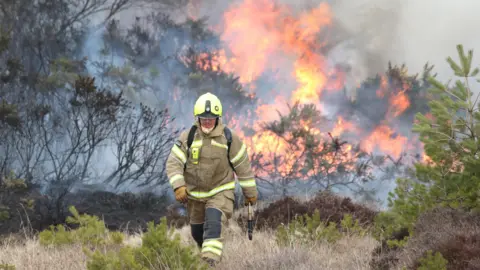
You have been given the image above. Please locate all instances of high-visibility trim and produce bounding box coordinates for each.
[203,239,223,249]
[231,143,246,164]
[202,239,223,256]
[191,140,203,148]
[171,145,186,164]
[238,178,256,188]
[234,154,248,169]
[202,246,222,256]
[169,174,184,185]
[188,181,236,198]
[170,155,185,166]
[211,139,227,149]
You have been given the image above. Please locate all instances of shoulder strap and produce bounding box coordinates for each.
[184,125,197,171]
[223,126,236,172]
[187,125,197,149]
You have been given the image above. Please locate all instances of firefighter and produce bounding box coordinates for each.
[166,92,258,267]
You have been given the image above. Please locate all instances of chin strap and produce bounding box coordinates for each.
[201,126,214,134]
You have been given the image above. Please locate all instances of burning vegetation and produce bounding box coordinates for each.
[184,0,432,198]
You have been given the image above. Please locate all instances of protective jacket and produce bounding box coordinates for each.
[166,118,257,200]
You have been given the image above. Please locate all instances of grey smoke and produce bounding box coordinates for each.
[167,0,480,93]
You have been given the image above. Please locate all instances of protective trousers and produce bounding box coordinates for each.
[187,189,235,262]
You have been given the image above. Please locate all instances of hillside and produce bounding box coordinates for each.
[2,1,480,269]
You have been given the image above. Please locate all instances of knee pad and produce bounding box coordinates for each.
[191,223,204,248]
[204,207,222,239]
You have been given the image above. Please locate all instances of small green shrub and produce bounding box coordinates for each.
[84,217,208,270]
[0,263,15,270]
[340,213,368,237]
[39,206,123,247]
[417,250,448,270]
[275,209,367,246]
[372,207,411,248]
[0,206,10,221]
[1,171,27,190]
[38,206,205,269]
[20,198,34,210]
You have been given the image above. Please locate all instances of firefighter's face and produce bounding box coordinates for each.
[199,117,216,129]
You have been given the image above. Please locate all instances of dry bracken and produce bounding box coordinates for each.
[0,220,377,270]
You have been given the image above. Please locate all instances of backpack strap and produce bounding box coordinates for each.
[184,125,198,171]
[223,126,236,172]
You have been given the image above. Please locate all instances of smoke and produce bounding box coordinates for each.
[331,0,480,88]
[181,0,480,91]
[76,0,480,204]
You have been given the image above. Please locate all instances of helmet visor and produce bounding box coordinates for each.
[197,111,219,119]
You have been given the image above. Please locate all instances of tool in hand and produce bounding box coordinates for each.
[247,202,254,240]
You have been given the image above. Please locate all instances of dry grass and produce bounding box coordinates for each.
[0,220,378,270]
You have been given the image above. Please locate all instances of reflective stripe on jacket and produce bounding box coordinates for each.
[166,118,258,199]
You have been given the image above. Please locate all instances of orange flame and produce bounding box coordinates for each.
[361,125,408,159]
[331,116,357,137]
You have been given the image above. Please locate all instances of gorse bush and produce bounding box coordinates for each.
[1,171,27,191]
[0,263,15,270]
[85,218,208,270]
[38,206,207,269]
[416,251,448,270]
[275,209,368,246]
[340,212,369,236]
[0,208,9,222]
[39,206,124,247]
[0,172,28,223]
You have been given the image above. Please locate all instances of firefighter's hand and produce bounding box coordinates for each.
[174,186,188,203]
[244,196,257,206]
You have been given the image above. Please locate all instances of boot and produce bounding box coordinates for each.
[202,257,218,268]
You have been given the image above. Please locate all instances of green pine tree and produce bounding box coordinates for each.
[375,44,480,245]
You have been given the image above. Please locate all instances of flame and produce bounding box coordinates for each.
[376,75,388,98]
[331,116,357,137]
[388,90,410,118]
[185,0,432,180]
[361,125,408,158]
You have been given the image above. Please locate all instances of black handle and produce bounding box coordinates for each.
[248,220,253,240]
